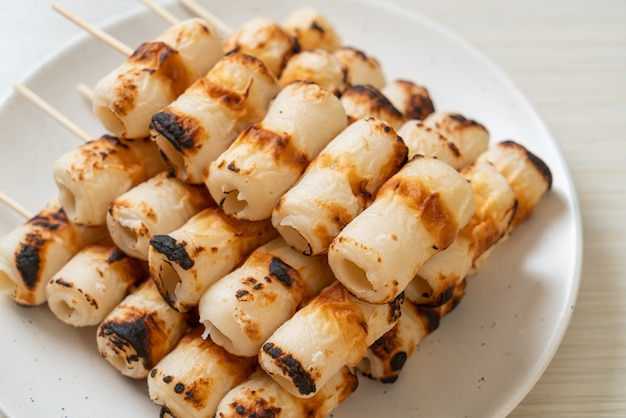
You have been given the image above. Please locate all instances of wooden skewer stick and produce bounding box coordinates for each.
[0,191,33,219]
[76,82,94,103]
[177,0,233,35]
[52,3,134,57]
[13,83,92,143]
[139,0,180,25]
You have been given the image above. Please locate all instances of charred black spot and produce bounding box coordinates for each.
[227,162,240,172]
[150,235,194,270]
[31,221,60,230]
[235,289,250,299]
[106,248,126,264]
[416,306,442,334]
[268,257,295,287]
[262,343,316,395]
[388,292,404,322]
[54,278,73,288]
[150,368,157,378]
[99,317,152,367]
[151,110,195,152]
[380,375,399,384]
[163,375,172,383]
[390,351,407,371]
[310,20,325,33]
[16,237,43,289]
[448,113,470,123]
[174,383,185,394]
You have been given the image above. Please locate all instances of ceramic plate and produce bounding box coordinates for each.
[0,1,582,417]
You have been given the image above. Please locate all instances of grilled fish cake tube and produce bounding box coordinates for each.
[148,326,257,418]
[381,79,435,121]
[206,80,347,221]
[53,135,167,226]
[360,280,466,383]
[475,140,553,229]
[278,49,348,96]
[223,16,299,77]
[149,206,277,312]
[272,117,407,256]
[328,155,476,304]
[407,162,517,306]
[107,171,214,260]
[150,52,280,184]
[340,84,405,131]
[45,239,147,327]
[198,237,334,357]
[282,8,342,52]
[0,200,107,306]
[470,140,553,271]
[96,279,189,379]
[215,366,358,418]
[259,281,402,398]
[334,46,386,89]
[93,18,224,139]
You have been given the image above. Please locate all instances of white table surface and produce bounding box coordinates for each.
[1,0,625,417]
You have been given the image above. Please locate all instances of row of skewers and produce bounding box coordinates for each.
[0,1,553,417]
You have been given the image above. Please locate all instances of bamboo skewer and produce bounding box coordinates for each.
[139,0,180,25]
[52,3,134,57]
[76,82,94,103]
[177,0,233,35]
[0,191,32,219]
[13,83,92,143]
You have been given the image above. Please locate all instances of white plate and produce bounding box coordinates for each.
[0,1,582,417]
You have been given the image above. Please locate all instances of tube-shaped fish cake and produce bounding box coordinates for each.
[406,162,516,306]
[149,206,277,312]
[413,111,490,168]
[340,85,405,131]
[381,80,435,121]
[148,326,257,418]
[0,200,107,306]
[272,117,408,256]
[283,8,342,52]
[328,155,476,304]
[259,281,402,398]
[397,120,466,170]
[206,80,347,221]
[93,18,224,139]
[475,140,552,228]
[279,48,348,96]
[223,16,299,77]
[107,171,213,260]
[359,280,466,383]
[198,237,334,357]
[53,135,168,226]
[45,239,147,327]
[334,47,386,89]
[96,279,189,379]
[215,366,358,418]
[150,52,280,184]
[278,49,348,96]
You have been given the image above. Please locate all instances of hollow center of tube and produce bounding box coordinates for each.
[50,298,77,321]
[57,185,77,222]
[220,190,248,215]
[158,261,181,304]
[335,258,374,293]
[277,224,312,255]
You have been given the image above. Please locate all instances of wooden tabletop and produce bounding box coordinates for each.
[1,0,624,416]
